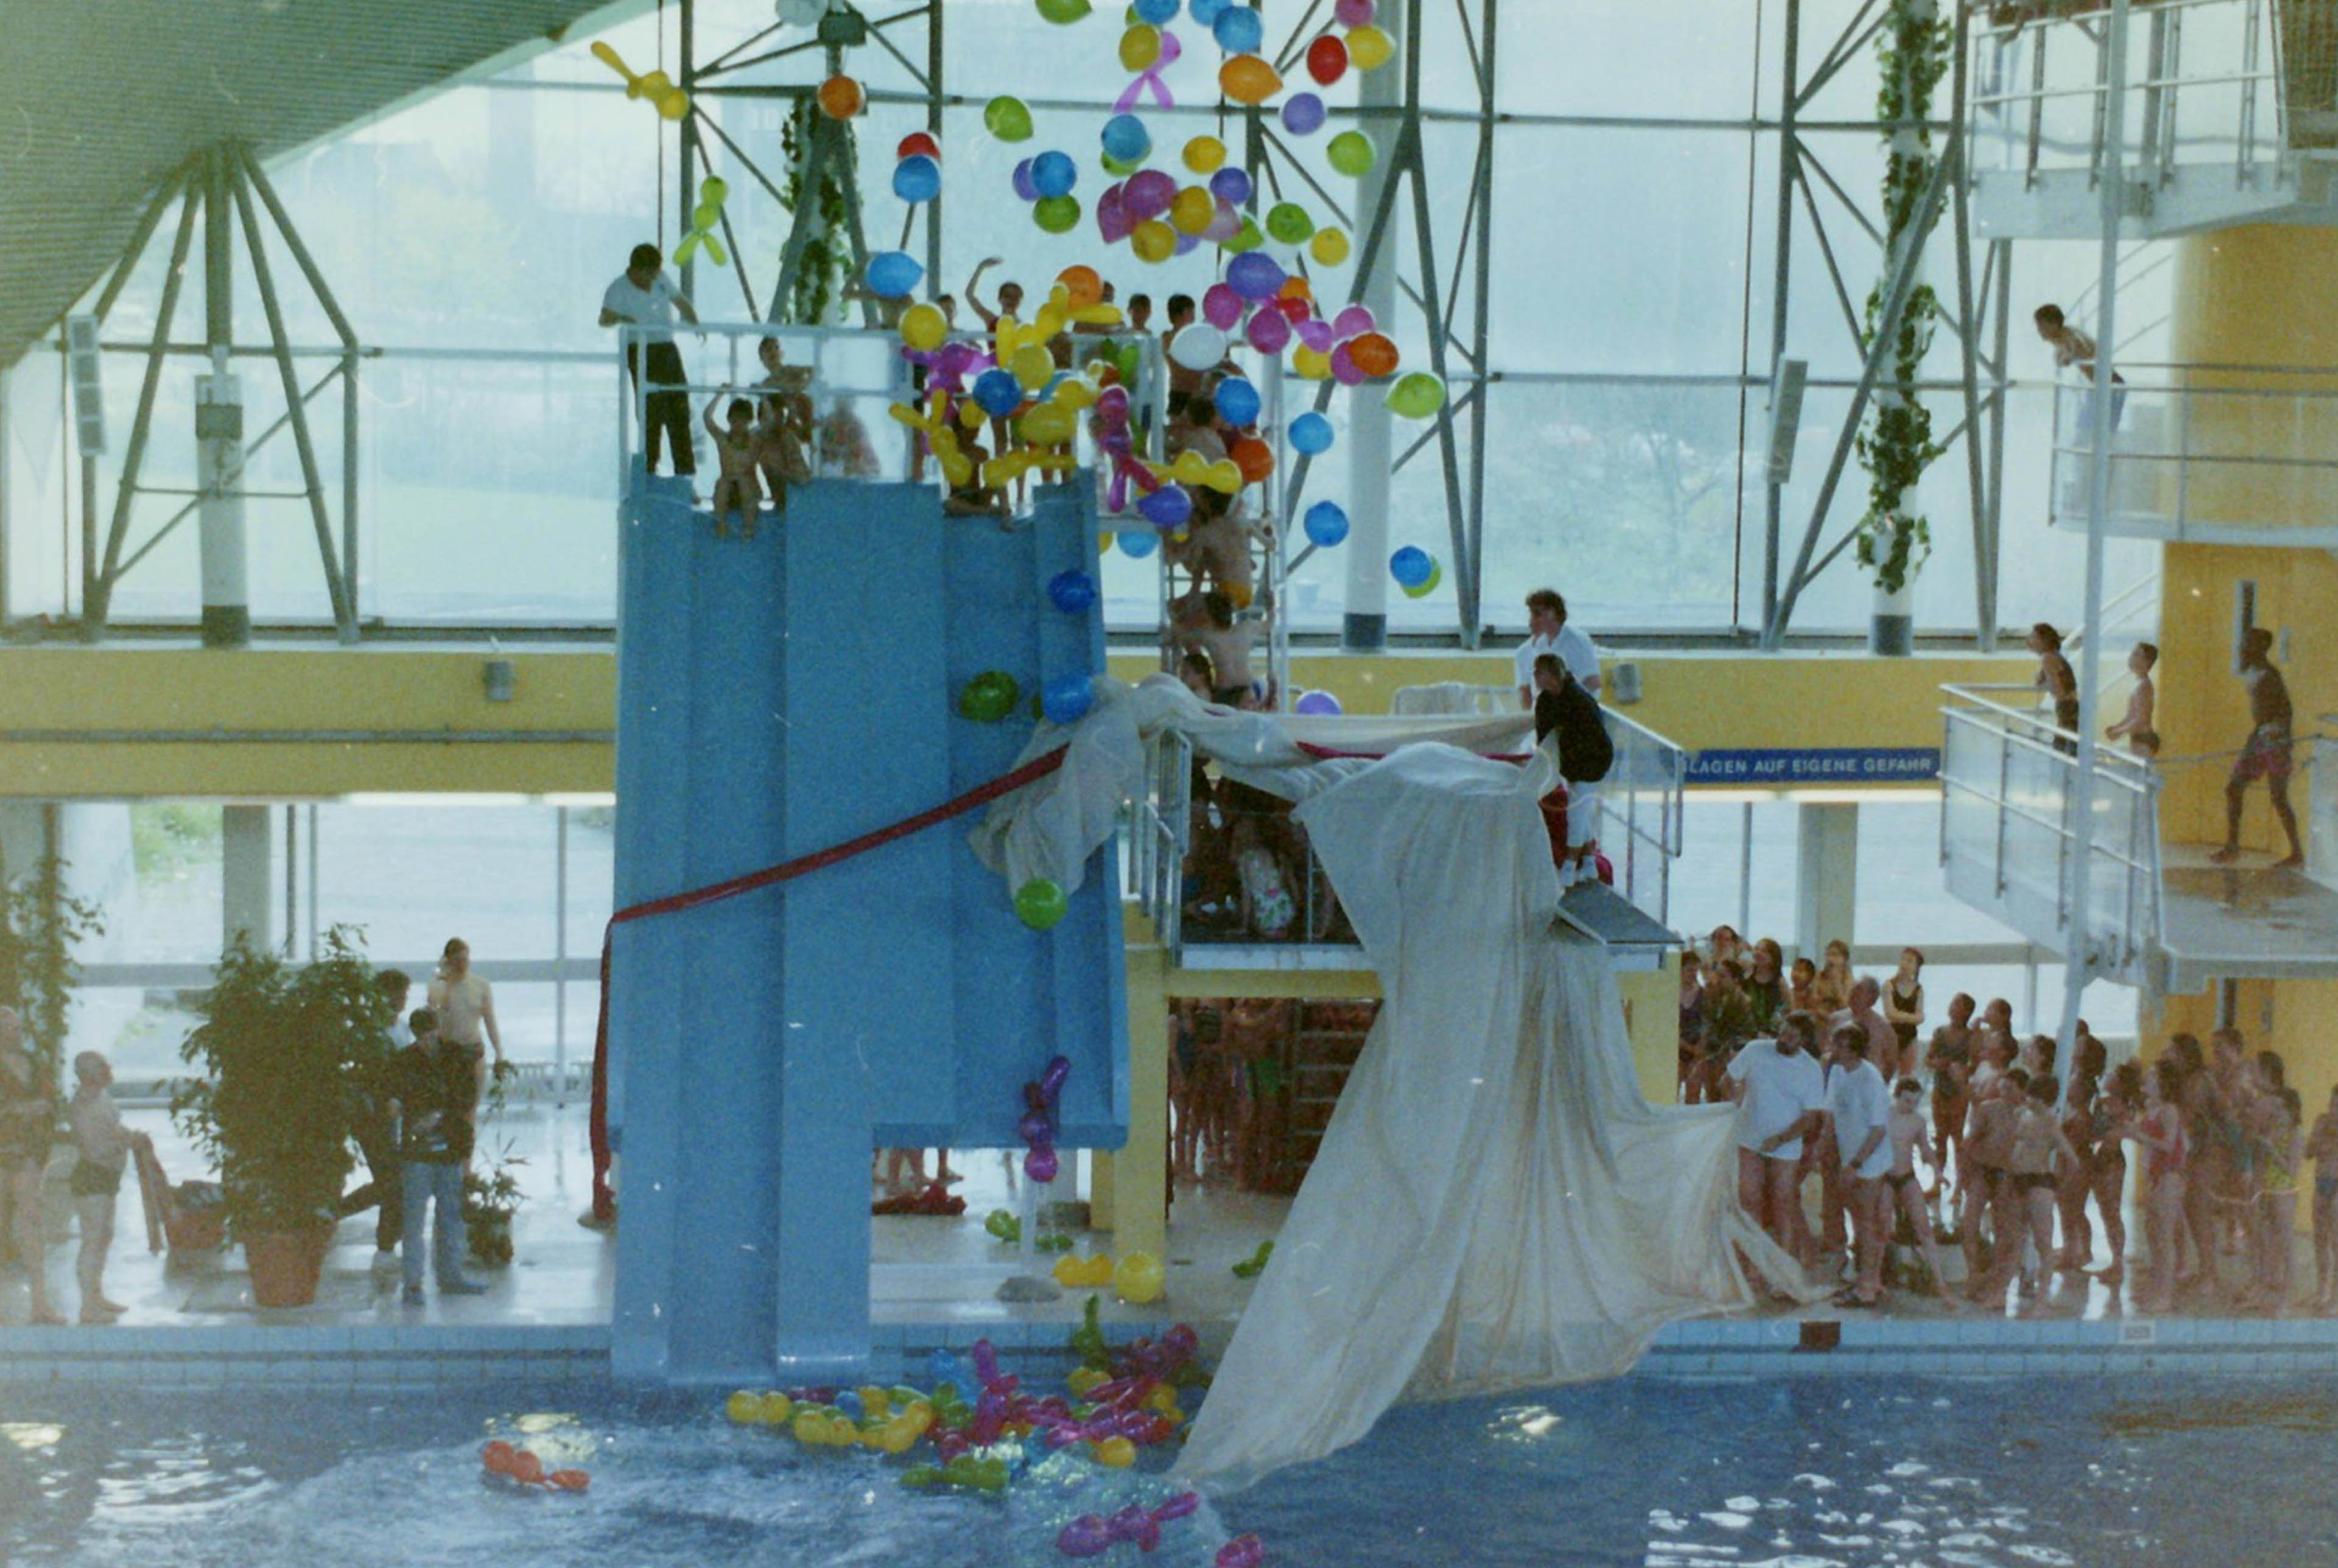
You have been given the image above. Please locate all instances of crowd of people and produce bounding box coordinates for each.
[1690,926,2338,1315]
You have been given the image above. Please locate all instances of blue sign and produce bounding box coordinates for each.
[1688,747,1940,785]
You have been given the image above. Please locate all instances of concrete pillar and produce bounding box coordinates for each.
[221,805,272,951]
[1795,802,1859,960]
[1092,940,1169,1263]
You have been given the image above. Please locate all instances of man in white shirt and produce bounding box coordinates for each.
[600,242,700,477]
[1514,587,1601,707]
[1727,1010,1825,1270]
[1824,1021,1894,1306]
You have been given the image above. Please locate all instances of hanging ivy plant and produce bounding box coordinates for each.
[1853,0,1954,597]
[778,97,858,325]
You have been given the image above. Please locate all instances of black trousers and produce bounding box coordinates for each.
[338,1111,405,1251]
[628,340,697,476]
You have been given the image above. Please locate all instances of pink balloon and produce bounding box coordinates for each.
[1294,318,1335,352]
[1202,283,1244,330]
[1246,307,1291,354]
[1156,29,1182,65]
[1202,199,1242,242]
[1096,384,1131,422]
[1330,341,1365,385]
[1097,182,1132,244]
[1332,304,1376,339]
[1123,169,1176,222]
[1333,0,1375,23]
[1025,1146,1059,1185]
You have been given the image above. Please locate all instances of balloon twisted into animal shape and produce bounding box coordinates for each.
[887,392,974,489]
[673,177,729,267]
[589,42,690,120]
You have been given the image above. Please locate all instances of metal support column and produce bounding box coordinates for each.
[199,146,251,649]
[1763,0,1803,634]
[1949,0,1996,649]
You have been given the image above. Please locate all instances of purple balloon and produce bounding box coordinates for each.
[1124,169,1177,221]
[1202,198,1242,242]
[1139,482,1193,528]
[1025,1146,1059,1185]
[1097,181,1132,243]
[1040,1053,1073,1099]
[1208,166,1252,205]
[1332,303,1377,338]
[1226,250,1287,301]
[1018,1108,1053,1146]
[1173,229,1200,255]
[1331,341,1365,385]
[1059,1517,1114,1558]
[1294,317,1336,352]
[1294,689,1343,715]
[1202,282,1243,329]
[1246,307,1291,354]
[1280,92,1327,135]
[1011,158,1039,202]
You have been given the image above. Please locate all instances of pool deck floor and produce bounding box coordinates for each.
[3,1097,2335,1388]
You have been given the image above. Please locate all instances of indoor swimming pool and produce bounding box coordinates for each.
[2,1373,2331,1566]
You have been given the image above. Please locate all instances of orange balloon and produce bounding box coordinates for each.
[1230,437,1276,485]
[507,1450,546,1486]
[548,1469,592,1492]
[817,75,865,119]
[1277,276,1315,304]
[481,1441,518,1475]
[1057,265,1103,309]
[1219,54,1282,106]
[1348,332,1399,377]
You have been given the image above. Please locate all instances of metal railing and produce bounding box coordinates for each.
[1937,682,2164,979]
[1971,0,2337,192]
[1129,729,1193,959]
[2046,363,2338,543]
[1596,706,1690,929]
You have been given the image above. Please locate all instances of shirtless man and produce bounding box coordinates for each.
[1173,589,1257,707]
[1958,1052,2019,1286]
[1925,992,1977,1199]
[1975,1073,2085,1305]
[2034,302,2126,427]
[1168,488,1261,603]
[2211,626,2303,867]
[2104,641,2159,758]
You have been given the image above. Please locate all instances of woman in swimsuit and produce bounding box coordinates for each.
[1925,993,1976,1209]
[1883,1077,1961,1303]
[0,1008,65,1325]
[2085,1062,2140,1290]
[2055,1068,2102,1277]
[2306,1083,2338,1312]
[1881,947,1925,1081]
[2130,1059,2191,1315]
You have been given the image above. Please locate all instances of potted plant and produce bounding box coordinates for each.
[172,926,387,1308]
[462,1141,527,1268]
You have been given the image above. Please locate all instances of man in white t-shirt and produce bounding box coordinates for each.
[600,242,700,477]
[1516,587,1604,863]
[1824,1021,1894,1307]
[1727,1011,1825,1271]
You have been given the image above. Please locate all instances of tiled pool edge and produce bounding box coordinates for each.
[5,1315,2336,1388]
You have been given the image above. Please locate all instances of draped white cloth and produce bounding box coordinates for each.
[971,679,1802,1488]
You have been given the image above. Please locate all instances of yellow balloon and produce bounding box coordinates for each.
[1182,135,1226,174]
[1206,458,1243,494]
[1054,378,1099,411]
[1310,228,1352,267]
[725,1390,762,1424]
[757,1391,795,1425]
[1011,343,1056,391]
[960,399,990,429]
[1120,23,1162,72]
[1034,304,1068,338]
[1094,1437,1137,1468]
[1068,1367,1110,1396]
[1071,303,1123,327]
[1112,1249,1166,1304]
[900,303,947,352]
[1170,185,1216,236]
[1131,220,1177,264]
[1293,345,1332,379]
[1022,402,1075,446]
[1347,23,1395,71]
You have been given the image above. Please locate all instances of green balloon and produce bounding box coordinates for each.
[957,671,1020,723]
[1400,559,1444,599]
[984,96,1034,142]
[1265,201,1315,245]
[1014,878,1071,929]
[1100,149,1143,178]
[1033,194,1083,234]
[1385,371,1447,419]
[1223,216,1265,254]
[1327,130,1376,177]
[1035,0,1092,21]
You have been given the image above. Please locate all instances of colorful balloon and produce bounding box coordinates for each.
[1168,323,1229,369]
[1120,23,1163,71]
[1390,545,1434,589]
[1207,166,1252,205]
[1212,5,1263,51]
[1101,113,1151,163]
[1139,483,1192,528]
[1280,93,1327,135]
[1219,54,1281,105]
[1290,411,1335,455]
[892,155,940,203]
[1306,33,1350,85]
[816,74,865,118]
[1229,436,1275,484]
[1265,201,1315,244]
[958,671,1021,722]
[1303,499,1350,545]
[1347,331,1399,377]
[973,368,1025,417]
[1014,878,1071,929]
[1034,194,1083,233]
[1346,23,1395,71]
[1036,0,1092,21]
[896,131,941,161]
[1201,282,1243,329]
[1386,371,1446,419]
[985,96,1035,141]
[1131,219,1178,262]
[1225,250,1286,301]
[1112,1250,1167,1304]
[865,250,924,299]
[1334,0,1376,24]
[1327,129,1375,176]
[1134,0,1181,20]
[1031,150,1078,198]
[1310,227,1352,265]
[1223,215,1266,253]
[1402,558,1444,598]
[1245,307,1291,354]
[1118,527,1160,558]
[1171,184,1216,234]
[1332,303,1377,337]
[1182,135,1227,173]
[1294,690,1343,715]
[1011,157,1041,201]
[1214,377,1262,425]
[1123,169,1177,220]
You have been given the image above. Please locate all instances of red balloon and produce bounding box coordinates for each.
[1274,295,1313,324]
[1307,35,1350,86]
[481,1441,518,1475]
[507,1450,546,1486]
[897,131,941,161]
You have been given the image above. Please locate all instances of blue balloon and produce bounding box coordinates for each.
[1011,158,1040,202]
[892,154,941,203]
[1280,93,1327,136]
[1390,545,1433,589]
[1134,0,1181,21]
[865,250,924,299]
[1290,411,1335,455]
[1212,5,1263,52]
[973,368,1025,418]
[1208,167,1252,206]
[1304,500,1350,547]
[1117,527,1160,558]
[1047,569,1098,614]
[1042,672,1096,725]
[1188,0,1229,24]
[1213,377,1262,425]
[1225,250,1285,301]
[1030,150,1078,200]
[1138,483,1193,528]
[834,1390,865,1419]
[1101,114,1151,164]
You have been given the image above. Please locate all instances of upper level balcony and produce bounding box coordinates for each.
[1971,0,2338,240]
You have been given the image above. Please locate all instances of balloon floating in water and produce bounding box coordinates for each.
[1391,545,1436,590]
[1014,878,1071,930]
[1057,1491,1202,1556]
[1042,671,1096,725]
[1048,570,1099,615]
[985,96,1035,141]
[673,176,729,267]
[1290,411,1336,455]
[1113,1249,1167,1304]
[816,74,865,119]
[892,154,940,203]
[864,250,924,299]
[1232,1237,1277,1274]
[958,671,1022,723]
[590,42,690,119]
[482,1441,589,1494]
[1386,371,1447,419]
[1327,129,1376,176]
[1303,500,1350,547]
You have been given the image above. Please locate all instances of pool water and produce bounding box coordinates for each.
[1,1376,2332,1566]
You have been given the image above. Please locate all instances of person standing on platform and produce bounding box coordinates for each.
[2034,303,2126,429]
[1728,1010,1827,1276]
[600,242,700,478]
[66,1051,148,1325]
[2105,641,2160,758]
[427,939,506,1135]
[1514,587,1601,709]
[386,1008,488,1305]
[2212,626,2305,868]
[1824,1023,1894,1307]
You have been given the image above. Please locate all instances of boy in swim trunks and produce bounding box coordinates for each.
[1885,1077,1961,1301]
[2210,626,2302,867]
